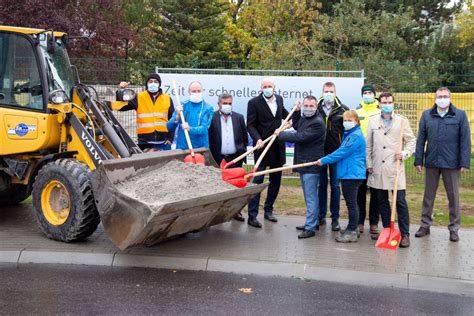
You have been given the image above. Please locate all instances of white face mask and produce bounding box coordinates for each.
[435,98,450,109]
[220,104,232,115]
[190,92,203,103]
[343,121,356,131]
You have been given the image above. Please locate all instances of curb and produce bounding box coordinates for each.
[1,249,473,297]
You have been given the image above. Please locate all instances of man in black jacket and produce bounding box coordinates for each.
[317,82,348,231]
[246,78,290,228]
[209,93,248,221]
[277,96,326,238]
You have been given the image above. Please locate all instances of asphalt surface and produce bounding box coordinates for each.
[0,264,472,315]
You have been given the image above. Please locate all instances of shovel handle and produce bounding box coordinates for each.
[225,135,273,168]
[245,161,316,179]
[390,118,405,222]
[253,106,298,171]
[172,79,195,157]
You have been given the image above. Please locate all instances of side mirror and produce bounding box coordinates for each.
[116,88,136,102]
[30,85,43,96]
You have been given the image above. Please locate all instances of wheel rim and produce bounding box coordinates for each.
[41,180,71,226]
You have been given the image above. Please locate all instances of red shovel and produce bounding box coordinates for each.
[221,105,298,187]
[172,79,205,165]
[376,119,405,250]
[224,161,317,188]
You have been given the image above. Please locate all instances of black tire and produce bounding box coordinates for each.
[32,159,100,242]
[0,185,29,207]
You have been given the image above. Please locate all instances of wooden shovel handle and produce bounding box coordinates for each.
[226,135,273,167]
[390,118,405,222]
[172,79,194,157]
[245,161,316,179]
[253,106,298,171]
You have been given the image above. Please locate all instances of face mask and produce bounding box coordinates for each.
[381,104,394,114]
[263,88,274,98]
[323,92,335,103]
[435,98,450,109]
[147,82,159,94]
[220,104,232,115]
[190,92,203,103]
[362,95,375,104]
[302,107,317,117]
[343,121,356,131]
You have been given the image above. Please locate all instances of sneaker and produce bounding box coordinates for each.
[331,219,341,231]
[415,226,430,238]
[449,231,459,242]
[341,227,360,238]
[336,230,358,243]
[400,236,410,248]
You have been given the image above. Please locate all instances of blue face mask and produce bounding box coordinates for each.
[263,88,274,98]
[323,92,335,103]
[362,95,375,104]
[147,82,159,94]
[381,104,394,114]
[343,121,356,131]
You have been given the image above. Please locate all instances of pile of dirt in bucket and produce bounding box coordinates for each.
[115,160,241,205]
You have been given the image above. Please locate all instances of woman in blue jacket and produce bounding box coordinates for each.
[316,110,366,243]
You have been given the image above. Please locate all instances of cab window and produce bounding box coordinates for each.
[0,32,43,110]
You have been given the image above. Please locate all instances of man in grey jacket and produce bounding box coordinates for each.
[414,87,471,242]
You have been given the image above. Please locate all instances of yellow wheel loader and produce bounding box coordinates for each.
[0,26,267,250]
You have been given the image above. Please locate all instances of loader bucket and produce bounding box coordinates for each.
[90,148,268,250]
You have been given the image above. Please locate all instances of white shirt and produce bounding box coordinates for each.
[264,96,277,117]
[220,113,237,155]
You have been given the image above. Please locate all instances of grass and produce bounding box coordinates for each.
[256,178,474,228]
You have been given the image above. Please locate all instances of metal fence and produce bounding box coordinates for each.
[80,59,474,183]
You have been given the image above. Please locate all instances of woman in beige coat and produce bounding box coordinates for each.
[366,92,416,247]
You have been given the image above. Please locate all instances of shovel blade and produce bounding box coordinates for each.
[184,153,205,165]
[375,227,401,250]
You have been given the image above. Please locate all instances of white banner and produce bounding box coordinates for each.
[158,72,364,166]
[158,72,365,116]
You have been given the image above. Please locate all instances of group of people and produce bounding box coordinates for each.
[118,74,471,248]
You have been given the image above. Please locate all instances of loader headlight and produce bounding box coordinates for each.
[116,88,136,102]
[49,90,69,104]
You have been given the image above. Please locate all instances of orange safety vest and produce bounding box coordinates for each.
[136,91,171,135]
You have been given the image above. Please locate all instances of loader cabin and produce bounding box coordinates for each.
[0,26,74,110]
[0,26,76,156]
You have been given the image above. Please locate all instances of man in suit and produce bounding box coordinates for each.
[209,93,249,221]
[246,78,290,228]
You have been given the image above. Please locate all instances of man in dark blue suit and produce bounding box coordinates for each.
[246,78,290,228]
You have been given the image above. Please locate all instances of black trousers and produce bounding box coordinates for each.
[373,189,410,237]
[357,176,380,226]
[248,162,282,219]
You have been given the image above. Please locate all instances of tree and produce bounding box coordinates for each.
[0,0,134,58]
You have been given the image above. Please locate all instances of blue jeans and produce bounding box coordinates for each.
[300,173,321,232]
[318,163,340,220]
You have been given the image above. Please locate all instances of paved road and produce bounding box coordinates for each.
[0,264,472,315]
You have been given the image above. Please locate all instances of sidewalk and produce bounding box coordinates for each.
[1,203,473,296]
